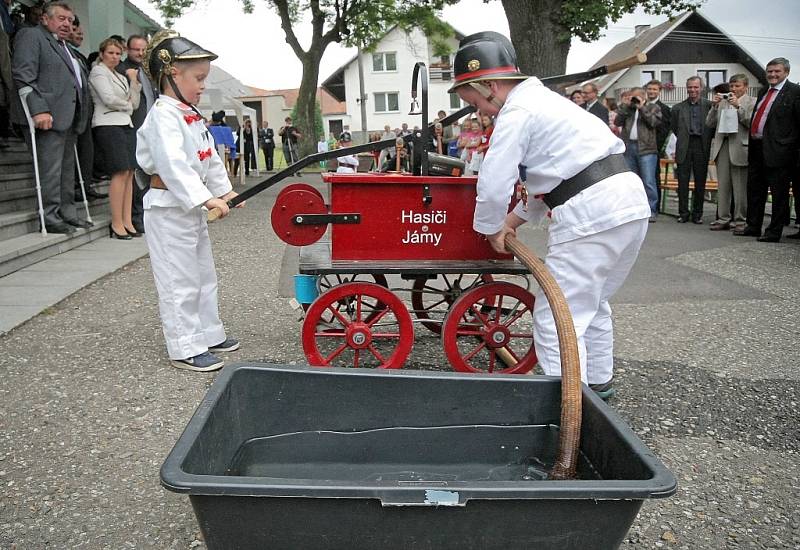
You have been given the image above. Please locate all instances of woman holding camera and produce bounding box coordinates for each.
[615,87,662,221]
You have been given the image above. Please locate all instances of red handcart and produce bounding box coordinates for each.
[271,173,538,374]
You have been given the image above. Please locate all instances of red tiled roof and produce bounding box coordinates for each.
[243,86,346,116]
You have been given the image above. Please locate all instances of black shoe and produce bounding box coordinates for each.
[756,235,781,243]
[64,218,93,229]
[677,216,689,223]
[44,222,76,234]
[691,217,703,224]
[126,228,143,238]
[734,226,761,237]
[786,231,800,240]
[109,224,132,240]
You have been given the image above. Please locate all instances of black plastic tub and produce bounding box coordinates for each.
[161,364,676,550]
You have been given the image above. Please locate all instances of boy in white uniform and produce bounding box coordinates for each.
[450,32,650,398]
[137,30,243,372]
[335,131,358,173]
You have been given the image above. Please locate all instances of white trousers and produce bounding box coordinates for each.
[144,206,226,360]
[533,218,648,385]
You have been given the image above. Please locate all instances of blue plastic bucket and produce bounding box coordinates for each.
[294,274,319,304]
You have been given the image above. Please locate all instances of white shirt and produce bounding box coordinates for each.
[751,78,786,139]
[474,78,650,245]
[137,95,231,212]
[336,153,358,173]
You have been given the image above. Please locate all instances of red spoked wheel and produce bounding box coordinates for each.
[302,282,414,369]
[442,282,536,374]
[302,273,389,314]
[411,274,493,334]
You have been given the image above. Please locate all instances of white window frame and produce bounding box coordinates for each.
[660,70,674,85]
[449,92,462,110]
[640,70,656,86]
[696,69,727,89]
[372,52,398,73]
[374,92,400,113]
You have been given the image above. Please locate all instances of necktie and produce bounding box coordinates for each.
[60,41,82,91]
[750,88,776,138]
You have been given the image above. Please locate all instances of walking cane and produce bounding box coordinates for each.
[73,145,93,225]
[17,86,47,236]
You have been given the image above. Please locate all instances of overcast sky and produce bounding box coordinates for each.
[135,0,800,90]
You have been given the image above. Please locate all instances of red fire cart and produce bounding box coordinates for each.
[270,172,538,375]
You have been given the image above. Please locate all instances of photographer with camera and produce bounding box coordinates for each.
[615,87,663,221]
[705,75,755,231]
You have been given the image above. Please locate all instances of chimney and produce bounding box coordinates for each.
[634,25,651,36]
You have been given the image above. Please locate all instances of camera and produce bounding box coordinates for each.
[721,92,734,100]
[630,96,641,106]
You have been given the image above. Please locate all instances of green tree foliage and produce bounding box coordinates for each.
[149,0,458,155]
[558,0,704,42]
[497,0,703,80]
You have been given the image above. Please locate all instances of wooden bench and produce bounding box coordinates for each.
[659,158,719,213]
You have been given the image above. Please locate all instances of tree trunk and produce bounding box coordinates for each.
[295,52,322,158]
[501,0,571,80]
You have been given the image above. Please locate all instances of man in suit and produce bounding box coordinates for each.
[645,80,671,206]
[670,76,714,223]
[736,58,800,242]
[705,74,756,231]
[11,1,91,234]
[258,120,275,171]
[581,83,609,123]
[118,34,156,234]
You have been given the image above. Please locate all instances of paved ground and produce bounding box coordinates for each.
[1,174,798,549]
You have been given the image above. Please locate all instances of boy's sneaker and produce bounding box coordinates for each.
[589,379,616,401]
[208,337,240,353]
[171,351,224,372]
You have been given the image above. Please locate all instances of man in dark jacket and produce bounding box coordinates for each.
[581,83,609,123]
[118,34,156,234]
[735,57,800,242]
[670,76,714,223]
[258,120,275,171]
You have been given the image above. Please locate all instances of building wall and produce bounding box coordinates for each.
[342,26,461,140]
[71,0,158,55]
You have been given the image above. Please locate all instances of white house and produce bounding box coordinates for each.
[322,25,465,141]
[583,11,766,105]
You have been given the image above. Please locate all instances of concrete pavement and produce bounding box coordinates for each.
[0,173,798,548]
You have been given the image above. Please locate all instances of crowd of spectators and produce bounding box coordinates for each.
[2,1,160,239]
[1,2,797,243]
[556,62,799,241]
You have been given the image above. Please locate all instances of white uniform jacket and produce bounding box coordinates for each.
[336,153,358,174]
[475,78,650,245]
[137,95,231,211]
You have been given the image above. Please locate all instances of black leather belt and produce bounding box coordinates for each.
[543,153,630,209]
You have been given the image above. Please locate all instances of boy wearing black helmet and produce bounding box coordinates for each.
[136,30,244,372]
[450,31,651,399]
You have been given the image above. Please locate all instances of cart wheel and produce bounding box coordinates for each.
[302,282,414,369]
[442,282,536,374]
[411,274,493,334]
